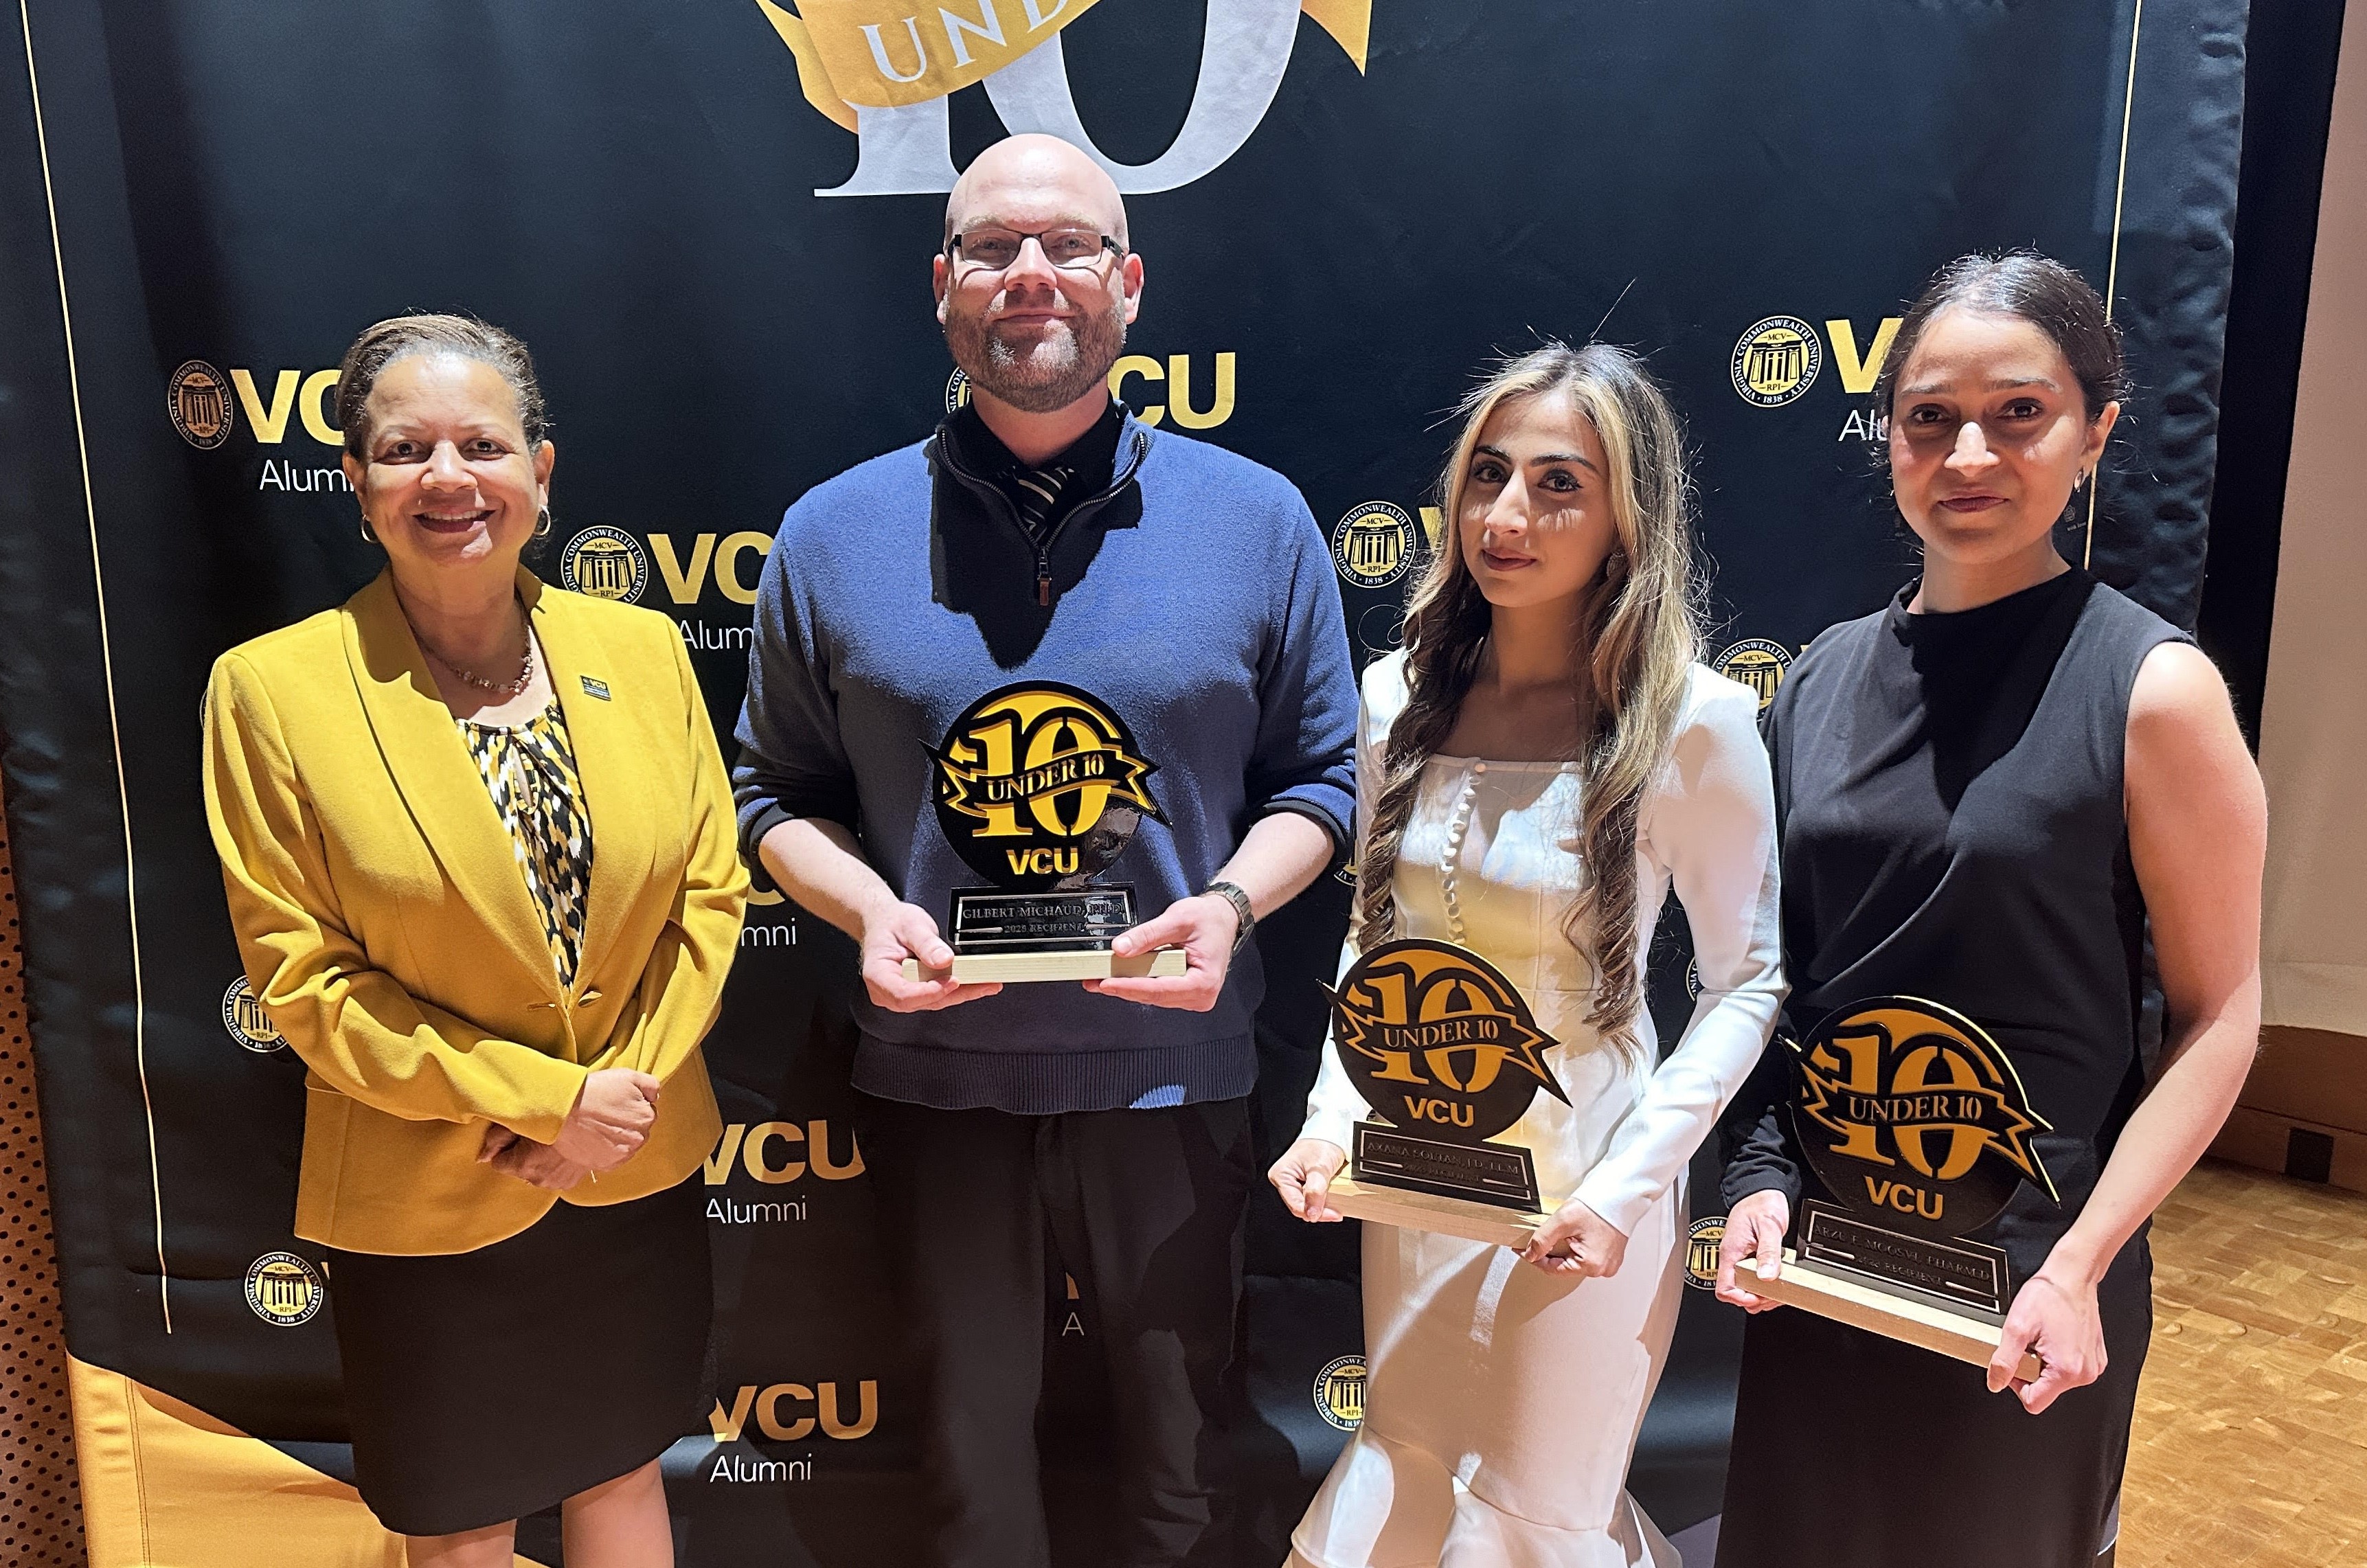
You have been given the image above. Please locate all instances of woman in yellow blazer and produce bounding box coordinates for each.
[203,314,746,1568]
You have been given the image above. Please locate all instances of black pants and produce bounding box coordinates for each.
[859,1092,1255,1568]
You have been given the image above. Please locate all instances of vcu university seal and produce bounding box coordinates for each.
[1313,1356,1368,1431]
[168,360,234,449]
[560,527,650,604]
[244,1251,326,1327]
[1330,501,1419,591]
[1730,316,1822,407]
[1712,638,1793,712]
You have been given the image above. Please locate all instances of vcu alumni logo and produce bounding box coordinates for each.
[1730,317,1822,407]
[244,1252,324,1326]
[169,361,234,448]
[930,683,1166,891]
[561,527,652,604]
[1330,502,1419,590]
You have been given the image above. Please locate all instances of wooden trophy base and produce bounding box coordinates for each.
[1322,1176,1550,1249]
[900,947,1188,984]
[1756,1249,2043,1380]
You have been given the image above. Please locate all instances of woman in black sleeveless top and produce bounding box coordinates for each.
[1712,254,2265,1568]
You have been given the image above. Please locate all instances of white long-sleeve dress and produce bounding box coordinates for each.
[1287,653,1785,1568]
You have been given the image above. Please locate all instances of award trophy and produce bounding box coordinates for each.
[1754,997,2054,1378]
[1317,938,1572,1247]
[903,682,1186,984]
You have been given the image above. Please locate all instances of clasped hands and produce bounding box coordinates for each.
[476,1067,661,1192]
[860,895,1238,1014]
[1267,1137,1630,1278]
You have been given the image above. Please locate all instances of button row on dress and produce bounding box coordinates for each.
[1440,769,1480,946]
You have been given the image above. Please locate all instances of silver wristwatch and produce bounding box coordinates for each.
[1203,880,1256,955]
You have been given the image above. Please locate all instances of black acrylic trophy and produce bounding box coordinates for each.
[1757,997,2057,1376]
[904,681,1185,984]
[1319,938,1571,1247]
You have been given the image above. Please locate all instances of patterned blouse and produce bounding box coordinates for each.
[459,703,595,985]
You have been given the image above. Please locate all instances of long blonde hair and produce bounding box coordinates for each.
[1357,343,1701,1055]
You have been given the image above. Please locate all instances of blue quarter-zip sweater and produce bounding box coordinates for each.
[733,408,1359,1113]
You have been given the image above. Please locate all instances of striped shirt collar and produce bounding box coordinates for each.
[942,396,1125,515]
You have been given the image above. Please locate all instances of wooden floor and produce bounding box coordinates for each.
[2122,1159,2367,1566]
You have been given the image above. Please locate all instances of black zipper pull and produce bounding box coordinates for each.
[1036,552,1052,606]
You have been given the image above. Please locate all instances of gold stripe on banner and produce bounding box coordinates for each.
[68,1357,550,1568]
[758,0,1370,119]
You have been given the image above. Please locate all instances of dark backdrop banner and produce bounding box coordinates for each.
[0,1,2244,1563]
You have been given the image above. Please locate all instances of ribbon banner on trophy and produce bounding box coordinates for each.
[0,0,2243,1560]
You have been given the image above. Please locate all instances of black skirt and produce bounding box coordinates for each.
[1715,1234,2151,1568]
[327,1175,712,1537]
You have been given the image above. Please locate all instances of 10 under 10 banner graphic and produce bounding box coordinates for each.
[0,1,2242,1562]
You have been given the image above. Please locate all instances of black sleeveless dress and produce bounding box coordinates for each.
[1715,570,2186,1568]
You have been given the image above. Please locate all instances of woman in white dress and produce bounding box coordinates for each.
[1270,342,1785,1568]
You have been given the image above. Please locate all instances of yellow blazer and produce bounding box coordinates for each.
[203,567,747,1255]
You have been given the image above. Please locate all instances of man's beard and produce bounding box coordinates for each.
[947,299,1126,414]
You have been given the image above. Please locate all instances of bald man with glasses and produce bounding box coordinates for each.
[734,135,1359,1567]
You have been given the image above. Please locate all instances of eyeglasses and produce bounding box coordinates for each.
[947,226,1125,273]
